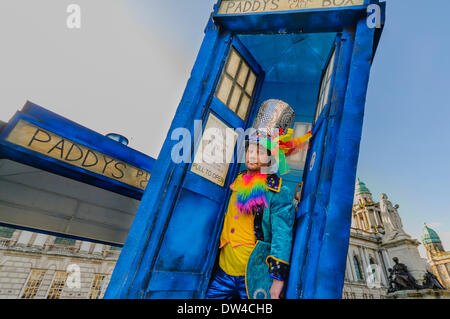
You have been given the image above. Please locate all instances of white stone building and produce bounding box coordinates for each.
[342,179,428,299]
[0,229,118,299]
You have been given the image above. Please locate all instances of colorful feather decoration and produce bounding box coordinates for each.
[279,130,313,157]
[230,173,268,215]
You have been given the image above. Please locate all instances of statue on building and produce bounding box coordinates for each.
[387,257,420,293]
[422,271,446,290]
[380,194,407,241]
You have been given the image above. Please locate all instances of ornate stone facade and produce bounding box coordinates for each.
[0,229,118,299]
[422,224,450,289]
[342,179,430,299]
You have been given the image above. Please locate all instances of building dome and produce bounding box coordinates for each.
[422,224,441,245]
[355,178,371,195]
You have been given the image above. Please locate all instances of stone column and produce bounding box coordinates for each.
[358,247,369,280]
[439,263,450,288]
[93,244,104,255]
[16,231,33,246]
[381,249,392,269]
[365,211,373,230]
[346,254,355,282]
[373,209,381,227]
[375,250,388,286]
[79,241,92,253]
[33,234,48,248]
[363,213,371,231]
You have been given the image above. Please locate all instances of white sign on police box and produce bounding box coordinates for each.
[191,113,238,187]
[218,0,365,15]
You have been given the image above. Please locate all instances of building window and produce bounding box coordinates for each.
[21,269,46,299]
[54,237,76,246]
[353,255,364,281]
[314,47,336,123]
[88,274,107,299]
[0,226,15,239]
[46,271,68,299]
[215,47,258,121]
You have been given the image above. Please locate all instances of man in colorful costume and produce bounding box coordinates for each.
[206,100,312,299]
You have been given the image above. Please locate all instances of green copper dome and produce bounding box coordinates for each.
[355,178,371,195]
[422,224,441,245]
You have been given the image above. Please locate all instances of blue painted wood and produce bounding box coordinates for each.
[285,27,360,298]
[285,212,311,297]
[21,102,153,172]
[297,30,356,299]
[0,102,154,200]
[297,37,345,299]
[286,116,328,298]
[314,18,376,299]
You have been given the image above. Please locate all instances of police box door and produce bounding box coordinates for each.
[125,33,263,298]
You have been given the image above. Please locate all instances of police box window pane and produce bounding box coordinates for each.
[314,48,336,123]
[216,76,233,105]
[226,49,241,78]
[215,47,258,121]
[229,87,242,112]
[245,71,257,95]
[238,95,251,120]
[237,63,249,87]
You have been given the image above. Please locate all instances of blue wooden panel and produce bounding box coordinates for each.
[145,272,203,298]
[286,34,349,299]
[286,116,328,297]
[285,212,311,298]
[145,290,195,299]
[154,189,220,273]
[296,34,354,299]
[314,18,375,299]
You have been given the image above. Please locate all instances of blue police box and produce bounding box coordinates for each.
[105,0,386,299]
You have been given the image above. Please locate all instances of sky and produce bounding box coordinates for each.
[0,0,448,258]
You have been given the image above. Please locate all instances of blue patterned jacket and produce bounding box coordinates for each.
[243,172,295,298]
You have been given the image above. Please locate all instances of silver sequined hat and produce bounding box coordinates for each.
[251,99,295,138]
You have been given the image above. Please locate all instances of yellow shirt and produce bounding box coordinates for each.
[219,192,256,276]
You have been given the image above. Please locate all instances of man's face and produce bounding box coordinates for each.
[245,142,270,172]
